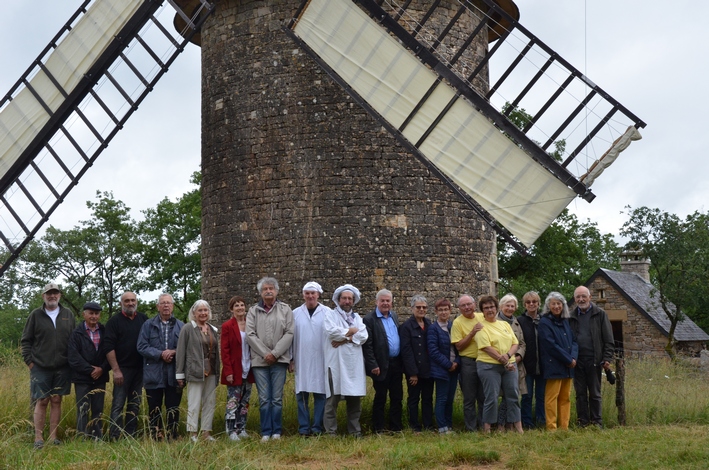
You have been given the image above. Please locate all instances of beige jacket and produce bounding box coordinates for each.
[246,300,294,367]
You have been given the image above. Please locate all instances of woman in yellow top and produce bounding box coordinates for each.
[475,295,523,433]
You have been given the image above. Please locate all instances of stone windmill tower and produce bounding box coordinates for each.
[187,0,521,317]
[0,0,644,320]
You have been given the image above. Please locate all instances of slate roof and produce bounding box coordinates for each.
[588,268,709,342]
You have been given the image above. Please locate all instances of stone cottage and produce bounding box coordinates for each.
[583,253,709,358]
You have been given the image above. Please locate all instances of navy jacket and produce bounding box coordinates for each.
[399,315,431,379]
[427,320,460,381]
[68,322,109,385]
[137,315,184,389]
[538,313,578,380]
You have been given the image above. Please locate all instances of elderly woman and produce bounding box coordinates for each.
[427,298,459,434]
[538,292,578,431]
[221,296,255,441]
[176,300,220,442]
[496,294,526,430]
[399,295,433,432]
[246,277,294,442]
[517,291,545,429]
[475,295,522,433]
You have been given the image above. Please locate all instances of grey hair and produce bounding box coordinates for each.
[456,294,475,307]
[158,293,174,304]
[543,291,570,319]
[257,277,279,294]
[376,289,393,301]
[499,293,518,310]
[410,294,428,308]
[188,299,213,322]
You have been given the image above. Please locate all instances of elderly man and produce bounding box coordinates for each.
[363,288,403,433]
[104,291,148,440]
[68,301,109,440]
[450,294,485,431]
[137,293,184,440]
[247,277,294,442]
[21,282,76,449]
[291,281,328,436]
[569,286,614,427]
[323,284,368,437]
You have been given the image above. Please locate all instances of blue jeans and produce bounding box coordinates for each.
[296,391,326,435]
[434,373,458,431]
[521,373,546,428]
[109,367,143,439]
[252,364,288,436]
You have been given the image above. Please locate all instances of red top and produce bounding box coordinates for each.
[220,317,255,385]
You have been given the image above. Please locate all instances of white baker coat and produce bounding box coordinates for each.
[323,307,368,397]
[292,303,328,394]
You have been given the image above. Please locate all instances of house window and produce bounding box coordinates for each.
[597,289,605,299]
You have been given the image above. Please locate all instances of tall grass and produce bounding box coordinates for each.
[1,351,708,469]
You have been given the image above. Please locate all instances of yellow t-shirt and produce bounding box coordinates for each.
[451,312,484,358]
[475,319,519,364]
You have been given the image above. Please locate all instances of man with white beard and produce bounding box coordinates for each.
[21,282,76,449]
[291,281,328,436]
[322,284,368,437]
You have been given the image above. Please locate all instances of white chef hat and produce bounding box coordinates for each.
[302,281,323,293]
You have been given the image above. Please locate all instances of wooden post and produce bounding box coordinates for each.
[615,356,626,425]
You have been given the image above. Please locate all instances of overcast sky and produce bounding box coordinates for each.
[2,0,707,246]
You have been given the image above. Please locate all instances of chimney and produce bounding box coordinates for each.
[620,250,651,282]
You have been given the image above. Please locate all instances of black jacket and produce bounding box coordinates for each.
[68,322,109,385]
[362,310,400,382]
[517,312,540,376]
[568,303,614,366]
[399,315,431,379]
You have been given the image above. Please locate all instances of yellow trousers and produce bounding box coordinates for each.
[545,378,572,430]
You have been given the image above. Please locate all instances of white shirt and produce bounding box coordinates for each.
[45,307,60,327]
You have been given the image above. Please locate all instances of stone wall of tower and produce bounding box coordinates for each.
[200,0,495,321]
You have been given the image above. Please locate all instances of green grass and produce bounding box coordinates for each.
[1,352,708,469]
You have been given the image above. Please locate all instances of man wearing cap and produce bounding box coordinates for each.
[103,291,148,439]
[363,288,403,433]
[21,282,76,448]
[290,281,328,436]
[137,293,184,440]
[323,284,368,436]
[68,301,109,440]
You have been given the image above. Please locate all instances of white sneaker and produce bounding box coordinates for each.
[238,431,249,439]
[190,435,199,443]
[260,435,270,442]
[271,433,281,440]
[229,432,240,441]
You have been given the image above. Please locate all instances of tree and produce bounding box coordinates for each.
[21,191,141,317]
[137,172,202,315]
[620,207,709,359]
[498,210,620,303]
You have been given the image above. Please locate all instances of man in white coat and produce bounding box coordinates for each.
[291,281,328,436]
[322,284,368,437]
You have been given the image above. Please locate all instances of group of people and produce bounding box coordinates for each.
[20,278,614,448]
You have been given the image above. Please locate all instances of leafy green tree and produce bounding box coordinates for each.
[498,210,620,303]
[620,207,709,358]
[137,172,201,315]
[21,191,140,317]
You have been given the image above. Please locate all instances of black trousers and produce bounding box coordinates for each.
[75,382,106,439]
[573,356,603,426]
[406,377,434,431]
[372,357,403,432]
[145,386,183,439]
